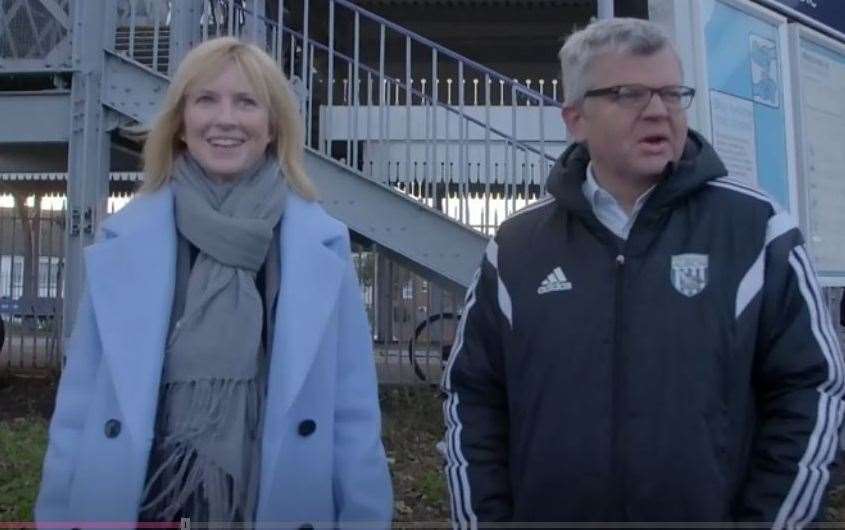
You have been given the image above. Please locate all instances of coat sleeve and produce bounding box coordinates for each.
[332,239,393,528]
[35,285,102,526]
[736,214,845,528]
[441,239,512,528]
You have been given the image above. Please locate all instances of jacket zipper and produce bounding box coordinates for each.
[611,252,626,521]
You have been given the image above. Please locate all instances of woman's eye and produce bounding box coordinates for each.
[238,97,258,107]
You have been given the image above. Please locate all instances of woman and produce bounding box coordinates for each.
[36,37,392,527]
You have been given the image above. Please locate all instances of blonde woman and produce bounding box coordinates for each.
[36,37,392,527]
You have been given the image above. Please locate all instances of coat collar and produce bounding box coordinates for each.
[84,185,346,448]
[84,187,176,446]
[266,192,346,424]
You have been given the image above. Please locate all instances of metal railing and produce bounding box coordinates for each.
[354,246,461,385]
[114,0,171,73]
[110,0,567,236]
[0,194,65,371]
[0,191,134,371]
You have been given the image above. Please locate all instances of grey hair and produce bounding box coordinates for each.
[558,18,680,107]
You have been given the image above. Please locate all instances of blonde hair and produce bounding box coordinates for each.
[141,37,316,200]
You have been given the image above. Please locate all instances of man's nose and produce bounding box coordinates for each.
[641,91,671,118]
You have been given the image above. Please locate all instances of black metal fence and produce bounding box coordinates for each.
[0,194,66,371]
[0,190,462,384]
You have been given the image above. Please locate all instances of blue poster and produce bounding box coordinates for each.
[702,0,791,210]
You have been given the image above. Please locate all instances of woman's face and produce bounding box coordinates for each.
[181,61,272,182]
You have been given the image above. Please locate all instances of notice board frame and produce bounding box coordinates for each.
[788,24,845,286]
[690,0,801,215]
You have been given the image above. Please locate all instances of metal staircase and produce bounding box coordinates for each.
[1,0,567,355]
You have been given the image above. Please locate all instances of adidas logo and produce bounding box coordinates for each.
[537,267,572,294]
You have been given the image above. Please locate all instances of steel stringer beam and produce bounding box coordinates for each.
[63,0,114,346]
[304,149,488,292]
[102,50,169,125]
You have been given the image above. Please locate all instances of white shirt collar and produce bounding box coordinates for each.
[581,162,656,240]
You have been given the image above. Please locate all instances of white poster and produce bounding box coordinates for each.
[797,37,845,276]
[709,90,759,187]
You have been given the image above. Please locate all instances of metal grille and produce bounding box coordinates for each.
[0,0,71,61]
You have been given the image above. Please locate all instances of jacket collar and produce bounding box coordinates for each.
[83,185,346,449]
[546,130,728,216]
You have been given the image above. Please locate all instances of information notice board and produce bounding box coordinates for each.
[790,26,845,283]
[697,0,795,211]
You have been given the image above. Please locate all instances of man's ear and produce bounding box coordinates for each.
[562,104,586,143]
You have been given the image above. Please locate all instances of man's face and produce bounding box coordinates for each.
[562,48,688,184]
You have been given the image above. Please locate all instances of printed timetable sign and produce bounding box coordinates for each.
[790,26,845,283]
[698,0,795,211]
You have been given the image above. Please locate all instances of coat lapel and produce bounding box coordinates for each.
[265,195,346,425]
[84,188,176,447]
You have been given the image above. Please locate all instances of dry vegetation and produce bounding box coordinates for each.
[4,373,845,525]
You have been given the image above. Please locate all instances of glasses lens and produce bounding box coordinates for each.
[617,86,650,108]
[657,87,694,109]
[660,88,684,109]
[680,89,695,109]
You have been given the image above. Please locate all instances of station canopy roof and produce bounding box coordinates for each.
[357,0,590,6]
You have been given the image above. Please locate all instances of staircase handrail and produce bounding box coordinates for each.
[233,5,560,164]
[328,0,561,109]
[273,22,559,163]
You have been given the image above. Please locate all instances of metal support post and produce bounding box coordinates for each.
[597,0,614,19]
[63,0,114,348]
[375,249,393,344]
[169,0,204,76]
[243,0,267,46]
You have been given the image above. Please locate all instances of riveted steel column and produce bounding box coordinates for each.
[63,0,114,350]
[243,0,267,46]
[597,0,614,19]
[169,0,203,76]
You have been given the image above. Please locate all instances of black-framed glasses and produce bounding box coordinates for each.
[583,84,696,110]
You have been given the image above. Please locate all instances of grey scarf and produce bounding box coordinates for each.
[141,154,287,522]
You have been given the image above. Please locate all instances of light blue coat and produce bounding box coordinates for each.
[36,186,393,528]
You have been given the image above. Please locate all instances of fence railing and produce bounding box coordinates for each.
[0,191,132,371]
[0,195,65,371]
[110,0,567,236]
[0,182,456,382]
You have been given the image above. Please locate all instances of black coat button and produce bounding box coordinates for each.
[104,419,121,438]
[298,419,316,437]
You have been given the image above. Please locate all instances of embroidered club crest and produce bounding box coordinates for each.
[671,253,709,297]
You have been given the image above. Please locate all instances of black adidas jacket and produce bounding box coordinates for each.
[442,132,845,527]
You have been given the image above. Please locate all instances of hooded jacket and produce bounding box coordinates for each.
[442,132,844,528]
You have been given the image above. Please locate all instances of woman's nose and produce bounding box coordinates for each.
[213,99,237,125]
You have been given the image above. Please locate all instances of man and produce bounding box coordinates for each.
[442,17,844,527]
